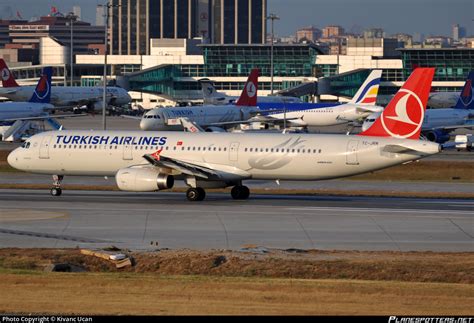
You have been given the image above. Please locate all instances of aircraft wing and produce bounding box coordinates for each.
[424,124,474,131]
[1,114,87,122]
[143,153,250,181]
[0,89,18,95]
[356,106,384,113]
[206,116,302,128]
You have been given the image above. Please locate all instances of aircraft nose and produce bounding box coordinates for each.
[7,149,19,169]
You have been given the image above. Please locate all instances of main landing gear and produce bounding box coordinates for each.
[231,185,250,200]
[186,187,206,201]
[185,185,250,201]
[50,175,63,197]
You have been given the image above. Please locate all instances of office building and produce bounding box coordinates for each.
[110,0,267,55]
[73,6,82,21]
[96,5,106,26]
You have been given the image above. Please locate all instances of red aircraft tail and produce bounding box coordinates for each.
[0,59,20,87]
[236,68,259,107]
[358,68,435,140]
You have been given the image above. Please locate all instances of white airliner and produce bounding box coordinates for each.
[362,71,474,143]
[0,67,83,141]
[200,78,302,105]
[139,69,383,132]
[0,59,131,112]
[8,68,440,201]
[139,69,271,132]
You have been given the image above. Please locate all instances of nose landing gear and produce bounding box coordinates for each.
[50,175,63,196]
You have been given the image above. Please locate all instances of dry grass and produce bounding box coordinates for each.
[0,249,473,284]
[0,272,472,315]
[0,249,473,315]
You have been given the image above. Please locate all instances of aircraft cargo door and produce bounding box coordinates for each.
[123,144,133,160]
[39,135,52,159]
[229,142,239,162]
[346,140,359,165]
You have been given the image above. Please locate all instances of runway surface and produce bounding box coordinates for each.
[0,189,472,251]
[1,173,473,194]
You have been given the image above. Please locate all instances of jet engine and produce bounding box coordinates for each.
[424,130,450,144]
[204,126,227,133]
[116,167,174,192]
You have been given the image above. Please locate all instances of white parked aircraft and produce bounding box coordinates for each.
[0,67,83,141]
[0,59,131,112]
[200,78,302,105]
[8,68,440,201]
[139,69,384,131]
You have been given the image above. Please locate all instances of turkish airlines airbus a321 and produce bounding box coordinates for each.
[8,68,440,201]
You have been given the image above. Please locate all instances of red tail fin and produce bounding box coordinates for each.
[358,68,435,140]
[0,59,20,87]
[236,68,259,107]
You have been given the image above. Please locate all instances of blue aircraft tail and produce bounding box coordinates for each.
[29,67,52,103]
[454,71,474,109]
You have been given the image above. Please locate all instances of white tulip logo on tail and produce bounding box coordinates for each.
[381,89,424,139]
[246,82,256,98]
[1,68,10,81]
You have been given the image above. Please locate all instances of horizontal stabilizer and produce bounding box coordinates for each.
[382,144,431,155]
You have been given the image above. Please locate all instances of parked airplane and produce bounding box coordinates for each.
[255,69,384,127]
[8,68,441,201]
[200,78,302,105]
[139,69,274,132]
[0,67,82,141]
[362,71,474,143]
[0,59,131,112]
[139,69,383,132]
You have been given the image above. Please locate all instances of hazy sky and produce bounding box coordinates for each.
[0,0,472,37]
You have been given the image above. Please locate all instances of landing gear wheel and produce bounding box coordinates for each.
[50,187,62,196]
[186,187,206,201]
[231,185,250,200]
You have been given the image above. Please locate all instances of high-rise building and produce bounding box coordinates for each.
[452,24,466,41]
[73,6,82,21]
[110,0,267,55]
[110,0,201,55]
[96,5,105,26]
[210,0,267,45]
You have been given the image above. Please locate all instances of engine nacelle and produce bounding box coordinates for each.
[204,126,226,133]
[424,130,450,144]
[116,167,174,192]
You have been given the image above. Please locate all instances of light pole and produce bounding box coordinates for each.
[266,13,279,95]
[98,2,119,130]
[66,12,77,87]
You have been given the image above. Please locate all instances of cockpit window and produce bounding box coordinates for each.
[21,142,31,149]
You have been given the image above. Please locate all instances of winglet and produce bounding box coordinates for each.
[29,67,52,103]
[236,68,259,107]
[350,69,382,105]
[453,71,474,110]
[0,59,20,87]
[358,68,435,140]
